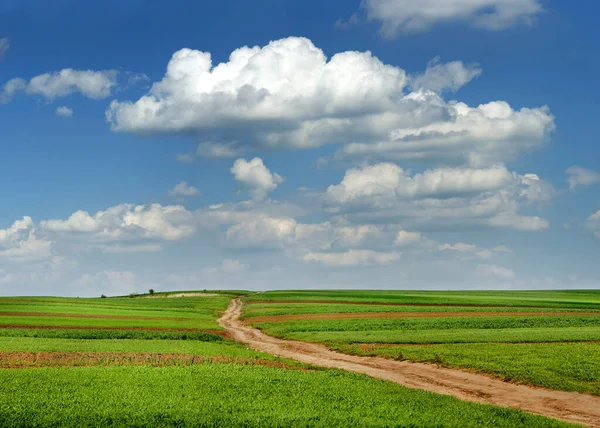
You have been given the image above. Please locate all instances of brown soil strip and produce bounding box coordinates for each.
[247,299,556,308]
[220,298,600,427]
[0,351,298,370]
[0,312,193,321]
[0,324,226,335]
[245,311,600,323]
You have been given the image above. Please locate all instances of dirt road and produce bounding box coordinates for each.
[219,298,600,427]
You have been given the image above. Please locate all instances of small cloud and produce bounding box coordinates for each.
[176,153,196,163]
[221,259,248,272]
[566,166,600,190]
[335,13,360,30]
[101,244,162,254]
[56,106,73,117]
[168,181,200,197]
[231,157,284,201]
[475,264,515,280]
[197,141,244,159]
[0,38,9,59]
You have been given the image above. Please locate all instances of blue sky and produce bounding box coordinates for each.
[0,0,599,296]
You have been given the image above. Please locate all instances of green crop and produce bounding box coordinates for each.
[0,365,572,427]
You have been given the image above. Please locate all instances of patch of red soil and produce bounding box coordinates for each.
[0,351,300,370]
[245,311,600,323]
[0,312,194,321]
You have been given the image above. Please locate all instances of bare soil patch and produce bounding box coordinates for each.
[221,298,600,427]
[0,351,299,370]
[245,311,599,324]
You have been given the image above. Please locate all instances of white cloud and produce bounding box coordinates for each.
[40,203,197,242]
[107,37,554,167]
[56,106,73,117]
[325,163,551,231]
[231,157,284,201]
[303,249,400,266]
[438,242,478,252]
[327,164,514,204]
[197,142,244,158]
[475,263,515,279]
[362,0,543,36]
[226,216,297,249]
[410,57,482,93]
[0,38,9,59]
[438,242,510,260]
[394,230,424,246]
[587,211,600,239]
[2,68,118,103]
[338,99,554,166]
[566,166,600,190]
[0,217,54,262]
[168,181,201,197]
[101,244,163,254]
[204,259,249,274]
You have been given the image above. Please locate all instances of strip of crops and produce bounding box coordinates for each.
[281,327,600,344]
[0,337,265,356]
[254,315,600,335]
[245,290,600,308]
[0,327,224,341]
[0,315,217,330]
[0,365,571,427]
[242,304,597,318]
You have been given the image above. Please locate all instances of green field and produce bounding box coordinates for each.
[244,290,600,397]
[0,290,595,426]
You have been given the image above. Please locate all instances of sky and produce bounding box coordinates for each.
[0,0,599,296]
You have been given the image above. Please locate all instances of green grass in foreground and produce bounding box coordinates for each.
[334,342,600,396]
[0,365,572,428]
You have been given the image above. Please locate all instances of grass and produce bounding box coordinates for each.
[282,326,600,344]
[0,315,217,330]
[0,365,572,427]
[0,290,596,426]
[0,327,225,341]
[254,315,600,335]
[0,337,263,357]
[242,303,599,318]
[333,342,600,396]
[245,290,600,309]
[245,290,600,397]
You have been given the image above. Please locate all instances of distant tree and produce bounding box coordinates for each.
[149,289,155,295]
[129,293,136,298]
[101,294,107,299]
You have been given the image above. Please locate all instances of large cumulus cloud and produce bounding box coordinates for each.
[107,37,554,167]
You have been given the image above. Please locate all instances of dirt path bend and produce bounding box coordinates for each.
[219,298,600,427]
